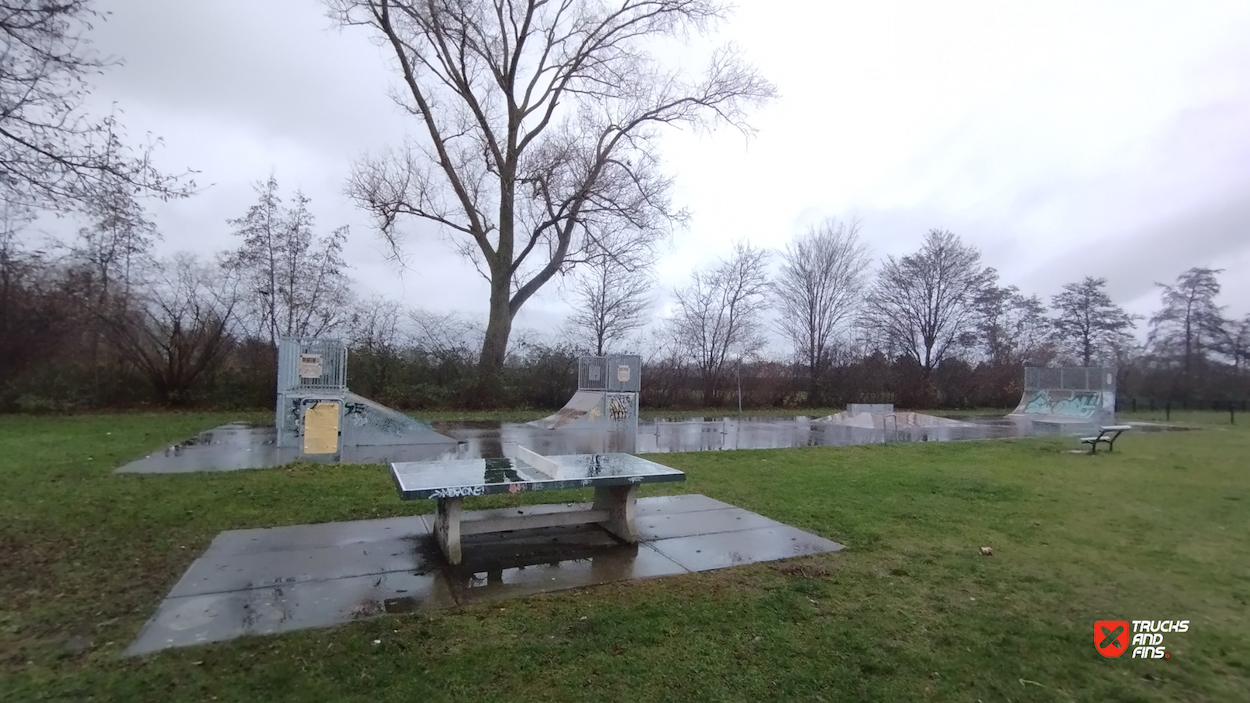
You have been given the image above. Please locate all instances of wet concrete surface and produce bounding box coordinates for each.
[116,414,1167,473]
[126,494,843,655]
[117,422,469,473]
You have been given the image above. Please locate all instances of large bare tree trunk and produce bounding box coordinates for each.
[475,276,514,405]
[333,1,775,403]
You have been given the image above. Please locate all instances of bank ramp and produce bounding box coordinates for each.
[275,337,458,456]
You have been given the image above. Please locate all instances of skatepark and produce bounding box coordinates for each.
[5,342,1237,703]
[107,345,1155,654]
[117,353,1142,474]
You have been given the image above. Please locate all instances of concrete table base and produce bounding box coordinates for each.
[435,484,638,564]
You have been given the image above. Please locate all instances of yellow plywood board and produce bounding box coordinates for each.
[303,401,340,454]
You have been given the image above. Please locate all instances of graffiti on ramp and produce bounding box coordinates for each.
[1019,389,1100,418]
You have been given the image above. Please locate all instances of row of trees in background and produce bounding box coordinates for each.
[649,222,1247,409]
[1,0,1247,413]
[4,184,1247,412]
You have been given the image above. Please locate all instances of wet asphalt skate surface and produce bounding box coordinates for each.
[116,414,1096,473]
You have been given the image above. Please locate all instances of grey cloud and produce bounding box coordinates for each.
[45,0,1250,342]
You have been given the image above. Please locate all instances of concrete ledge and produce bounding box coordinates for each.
[460,508,612,535]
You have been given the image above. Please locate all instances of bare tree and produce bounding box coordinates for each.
[101,253,238,404]
[1225,314,1250,376]
[70,180,159,307]
[566,243,654,355]
[0,0,194,211]
[669,241,769,403]
[221,176,353,348]
[861,229,996,379]
[328,0,776,401]
[0,206,70,383]
[410,309,483,363]
[772,217,869,404]
[345,294,409,395]
[1049,276,1136,367]
[1148,268,1226,374]
[975,284,1053,366]
[347,295,408,355]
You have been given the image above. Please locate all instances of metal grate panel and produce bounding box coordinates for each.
[277,337,348,393]
[1024,366,1114,392]
[578,355,641,392]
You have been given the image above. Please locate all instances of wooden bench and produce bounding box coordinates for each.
[1079,425,1132,454]
[390,447,685,565]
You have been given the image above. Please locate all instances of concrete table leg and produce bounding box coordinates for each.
[434,497,463,565]
[593,484,639,543]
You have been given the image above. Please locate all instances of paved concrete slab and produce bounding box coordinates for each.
[127,571,455,656]
[207,515,429,555]
[648,524,843,572]
[637,507,781,541]
[170,537,427,598]
[634,493,733,515]
[126,495,843,656]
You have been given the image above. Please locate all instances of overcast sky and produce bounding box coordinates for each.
[34,0,1250,344]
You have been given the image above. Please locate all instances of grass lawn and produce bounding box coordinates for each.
[0,412,1246,702]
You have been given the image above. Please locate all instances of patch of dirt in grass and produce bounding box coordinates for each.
[772,561,831,579]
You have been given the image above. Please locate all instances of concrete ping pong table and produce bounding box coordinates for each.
[390,447,686,565]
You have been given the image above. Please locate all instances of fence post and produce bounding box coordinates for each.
[1165,401,1170,422]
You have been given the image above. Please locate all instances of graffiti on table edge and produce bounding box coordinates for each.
[1021,389,1100,418]
[429,485,485,499]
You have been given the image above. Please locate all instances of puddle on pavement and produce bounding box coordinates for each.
[125,494,842,655]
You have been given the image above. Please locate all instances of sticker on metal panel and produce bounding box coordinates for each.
[617,365,630,383]
[299,353,323,379]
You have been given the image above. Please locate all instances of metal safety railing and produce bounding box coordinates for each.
[578,355,642,393]
[277,337,348,393]
[1024,367,1115,392]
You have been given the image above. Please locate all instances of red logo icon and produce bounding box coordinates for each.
[1095,620,1130,658]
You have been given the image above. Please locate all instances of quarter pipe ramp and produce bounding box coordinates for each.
[529,355,642,432]
[1007,366,1115,425]
[529,390,639,430]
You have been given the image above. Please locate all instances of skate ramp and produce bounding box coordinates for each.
[1006,367,1116,426]
[819,411,973,429]
[530,391,610,430]
[342,392,458,446]
[1007,389,1111,425]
